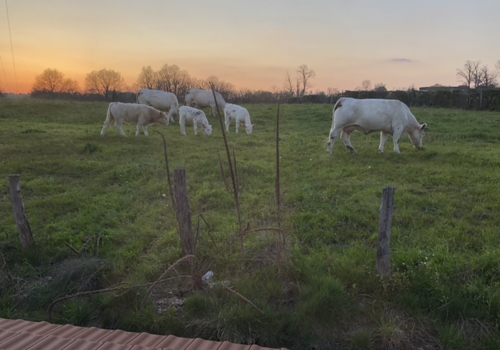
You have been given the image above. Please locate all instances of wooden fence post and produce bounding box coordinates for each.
[8,174,34,252]
[376,186,394,278]
[174,168,195,256]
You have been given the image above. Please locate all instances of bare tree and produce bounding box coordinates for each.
[202,76,235,99]
[456,60,480,88]
[478,65,497,88]
[296,64,315,96]
[137,66,157,90]
[85,69,124,98]
[32,68,80,93]
[60,78,80,93]
[156,64,191,96]
[361,80,372,91]
[284,71,300,97]
[472,62,484,88]
[283,64,315,97]
[457,61,498,88]
[189,77,205,90]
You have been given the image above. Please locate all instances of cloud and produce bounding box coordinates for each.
[388,58,414,63]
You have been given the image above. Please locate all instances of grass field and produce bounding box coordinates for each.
[1,98,500,349]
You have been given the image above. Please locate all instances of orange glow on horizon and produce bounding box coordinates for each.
[3,58,460,95]
[1,1,498,95]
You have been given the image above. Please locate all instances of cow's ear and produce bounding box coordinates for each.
[421,123,427,130]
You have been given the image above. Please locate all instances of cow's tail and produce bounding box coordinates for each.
[105,103,115,124]
[333,97,345,113]
[101,103,114,136]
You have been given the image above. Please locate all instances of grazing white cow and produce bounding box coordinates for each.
[101,102,169,137]
[184,88,226,116]
[136,88,178,123]
[327,97,427,154]
[224,103,254,134]
[178,106,212,135]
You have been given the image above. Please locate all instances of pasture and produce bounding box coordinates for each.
[1,98,500,349]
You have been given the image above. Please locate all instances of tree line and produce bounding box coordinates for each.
[4,59,498,104]
[26,64,318,104]
[456,60,500,89]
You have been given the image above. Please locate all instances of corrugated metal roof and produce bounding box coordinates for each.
[0,318,289,350]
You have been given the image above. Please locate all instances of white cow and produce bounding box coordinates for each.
[327,98,427,154]
[101,102,169,137]
[136,88,178,123]
[224,103,254,134]
[184,88,226,116]
[178,106,212,135]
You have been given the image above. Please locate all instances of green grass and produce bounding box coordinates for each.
[2,98,500,349]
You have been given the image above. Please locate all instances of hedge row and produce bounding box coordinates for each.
[29,91,137,103]
[14,88,500,111]
[293,89,500,111]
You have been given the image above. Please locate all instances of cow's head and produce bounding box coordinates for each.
[158,112,170,126]
[202,124,213,135]
[245,124,255,135]
[409,123,427,148]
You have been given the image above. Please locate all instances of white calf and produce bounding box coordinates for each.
[224,103,254,134]
[178,106,212,135]
[101,102,169,137]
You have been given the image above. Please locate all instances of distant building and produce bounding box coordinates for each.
[418,85,468,92]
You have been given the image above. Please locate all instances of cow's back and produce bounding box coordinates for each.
[225,103,246,118]
[112,102,153,123]
[138,89,177,109]
[185,88,225,108]
[179,105,203,121]
[334,98,410,131]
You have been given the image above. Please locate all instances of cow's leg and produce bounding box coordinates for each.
[101,106,113,136]
[168,110,175,123]
[224,113,230,132]
[341,130,355,153]
[235,121,240,134]
[143,125,149,136]
[327,126,342,154]
[115,122,127,137]
[180,118,186,135]
[379,132,390,152]
[100,121,110,136]
[392,128,403,153]
[135,123,142,136]
[193,120,198,135]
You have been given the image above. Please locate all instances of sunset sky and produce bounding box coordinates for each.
[0,0,499,94]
